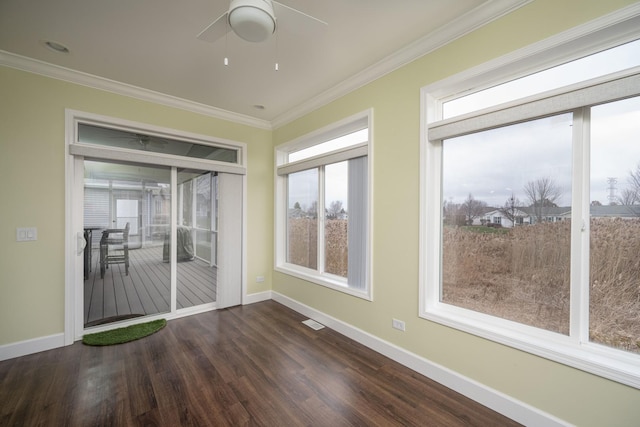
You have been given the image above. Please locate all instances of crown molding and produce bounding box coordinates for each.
[4,1,637,133]
[0,50,272,130]
[0,1,528,133]
[271,0,533,129]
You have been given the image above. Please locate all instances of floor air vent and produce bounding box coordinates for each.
[302,319,325,330]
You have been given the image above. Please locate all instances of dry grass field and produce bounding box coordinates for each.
[288,218,318,270]
[589,218,640,351]
[287,218,348,276]
[443,218,640,353]
[288,216,640,353]
[324,219,348,277]
[443,222,571,334]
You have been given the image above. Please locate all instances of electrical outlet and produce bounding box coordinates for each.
[392,318,405,331]
[256,276,265,283]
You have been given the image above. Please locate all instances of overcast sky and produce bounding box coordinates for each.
[287,162,349,212]
[443,113,573,207]
[591,97,640,204]
[443,97,640,208]
[443,39,640,208]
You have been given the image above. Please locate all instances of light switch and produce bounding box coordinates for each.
[16,227,37,242]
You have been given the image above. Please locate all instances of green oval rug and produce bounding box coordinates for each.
[82,319,167,346]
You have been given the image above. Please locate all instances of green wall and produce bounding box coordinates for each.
[0,67,273,345]
[272,0,640,425]
[2,0,640,425]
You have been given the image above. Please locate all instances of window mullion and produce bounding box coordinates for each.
[170,167,177,313]
[318,166,326,274]
[423,137,444,311]
[570,107,591,344]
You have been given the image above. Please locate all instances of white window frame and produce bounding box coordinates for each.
[420,7,640,388]
[275,110,373,300]
[70,111,246,175]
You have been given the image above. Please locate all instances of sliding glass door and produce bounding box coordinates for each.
[82,161,222,327]
[176,170,218,311]
[83,160,172,326]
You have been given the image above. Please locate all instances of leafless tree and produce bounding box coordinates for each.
[616,164,640,216]
[628,163,640,192]
[523,177,562,224]
[499,193,523,226]
[617,188,638,206]
[619,163,640,207]
[327,200,344,219]
[306,201,318,219]
[461,193,487,225]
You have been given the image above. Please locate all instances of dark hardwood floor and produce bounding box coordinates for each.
[0,301,521,426]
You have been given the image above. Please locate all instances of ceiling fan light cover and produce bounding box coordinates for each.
[228,0,276,43]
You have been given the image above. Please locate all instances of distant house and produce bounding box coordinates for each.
[478,208,531,228]
[474,204,640,229]
[521,206,572,225]
[562,204,640,220]
[596,204,640,218]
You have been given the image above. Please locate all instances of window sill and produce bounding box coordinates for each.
[421,303,640,389]
[275,264,372,301]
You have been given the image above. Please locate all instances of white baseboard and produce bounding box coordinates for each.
[244,290,272,305]
[271,291,571,427]
[0,333,65,361]
[0,290,270,362]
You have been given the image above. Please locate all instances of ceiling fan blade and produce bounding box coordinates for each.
[272,1,327,35]
[197,12,230,43]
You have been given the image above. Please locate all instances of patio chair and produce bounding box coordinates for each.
[100,222,130,278]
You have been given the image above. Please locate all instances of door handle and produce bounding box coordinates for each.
[77,231,87,255]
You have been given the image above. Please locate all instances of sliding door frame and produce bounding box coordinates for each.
[64,109,247,344]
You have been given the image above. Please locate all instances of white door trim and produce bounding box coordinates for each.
[65,109,247,342]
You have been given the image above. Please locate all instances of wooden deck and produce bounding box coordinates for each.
[84,245,216,327]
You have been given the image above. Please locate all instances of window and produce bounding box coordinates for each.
[78,123,239,164]
[287,168,319,270]
[440,114,573,333]
[421,18,640,388]
[590,97,640,352]
[443,38,640,119]
[275,111,371,298]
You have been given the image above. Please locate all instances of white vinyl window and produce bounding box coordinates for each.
[421,13,640,389]
[275,111,372,299]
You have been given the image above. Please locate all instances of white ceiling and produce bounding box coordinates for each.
[0,0,526,127]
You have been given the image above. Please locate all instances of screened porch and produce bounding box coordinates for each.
[82,161,219,328]
[83,243,217,327]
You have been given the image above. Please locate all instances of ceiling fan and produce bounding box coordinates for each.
[128,134,168,151]
[108,132,169,151]
[197,0,327,44]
